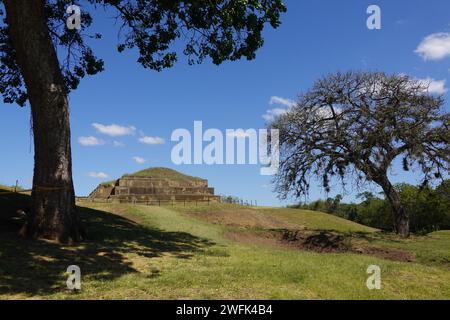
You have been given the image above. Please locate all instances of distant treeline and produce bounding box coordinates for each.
[291,180,450,234]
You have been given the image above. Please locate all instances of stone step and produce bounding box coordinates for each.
[110,194,220,201]
[118,177,208,188]
[114,186,215,196]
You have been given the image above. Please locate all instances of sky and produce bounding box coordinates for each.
[0,0,449,206]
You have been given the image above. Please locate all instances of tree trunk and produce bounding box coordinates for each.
[4,0,85,243]
[376,175,409,237]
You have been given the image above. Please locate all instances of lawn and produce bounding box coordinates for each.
[0,190,449,299]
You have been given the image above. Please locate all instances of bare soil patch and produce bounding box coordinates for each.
[226,228,415,262]
[280,229,351,253]
[352,246,415,262]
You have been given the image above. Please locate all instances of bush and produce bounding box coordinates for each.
[294,180,450,234]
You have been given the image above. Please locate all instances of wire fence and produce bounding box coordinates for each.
[0,186,62,196]
[76,197,215,206]
[1,181,258,207]
[76,196,258,207]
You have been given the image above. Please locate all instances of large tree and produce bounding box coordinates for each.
[270,72,449,237]
[0,0,286,242]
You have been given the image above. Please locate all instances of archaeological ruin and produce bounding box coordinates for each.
[88,167,219,203]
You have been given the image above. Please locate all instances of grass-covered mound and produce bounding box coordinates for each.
[98,167,204,187]
[125,167,204,182]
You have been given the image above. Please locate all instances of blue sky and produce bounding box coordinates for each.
[1,0,449,206]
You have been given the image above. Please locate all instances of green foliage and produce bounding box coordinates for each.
[0,0,286,106]
[356,198,392,230]
[396,183,450,234]
[0,0,104,106]
[297,180,450,234]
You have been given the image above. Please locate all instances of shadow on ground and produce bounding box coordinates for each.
[0,191,214,296]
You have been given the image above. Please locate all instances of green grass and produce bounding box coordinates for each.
[259,208,378,233]
[0,189,449,300]
[122,167,204,183]
[97,167,206,187]
[355,230,450,266]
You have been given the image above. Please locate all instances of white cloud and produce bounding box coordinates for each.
[92,123,136,137]
[269,96,295,108]
[133,156,146,164]
[415,33,450,61]
[113,141,125,147]
[262,96,295,122]
[139,136,165,145]
[262,108,289,122]
[78,136,104,146]
[88,172,109,179]
[416,77,447,94]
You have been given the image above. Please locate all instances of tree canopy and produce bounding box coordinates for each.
[270,71,450,236]
[0,0,286,106]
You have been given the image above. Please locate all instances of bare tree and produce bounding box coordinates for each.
[270,72,449,237]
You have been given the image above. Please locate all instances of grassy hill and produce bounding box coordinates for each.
[0,186,449,299]
[123,167,204,182]
[98,167,205,187]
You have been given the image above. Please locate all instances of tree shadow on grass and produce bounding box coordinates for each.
[0,203,214,297]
